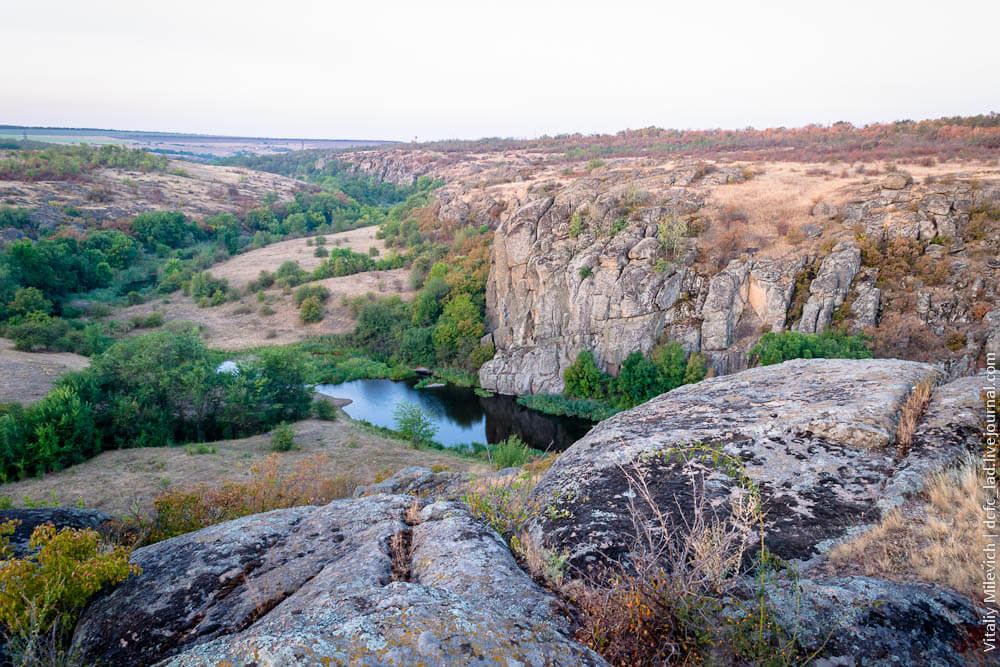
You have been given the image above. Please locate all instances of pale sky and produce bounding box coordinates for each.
[2,0,997,141]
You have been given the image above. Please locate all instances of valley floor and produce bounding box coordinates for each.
[0,337,90,405]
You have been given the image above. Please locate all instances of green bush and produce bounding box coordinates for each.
[294,284,331,306]
[299,296,325,323]
[311,398,338,421]
[489,436,543,469]
[0,521,139,654]
[393,400,437,446]
[270,423,296,451]
[564,351,609,399]
[748,330,872,366]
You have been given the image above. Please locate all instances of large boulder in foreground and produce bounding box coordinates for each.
[525,358,983,568]
[72,495,605,667]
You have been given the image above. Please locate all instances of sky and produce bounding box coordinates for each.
[2,0,998,141]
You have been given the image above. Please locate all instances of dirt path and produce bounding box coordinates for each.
[0,338,90,405]
[0,418,488,517]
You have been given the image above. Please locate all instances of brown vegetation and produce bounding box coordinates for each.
[828,460,985,599]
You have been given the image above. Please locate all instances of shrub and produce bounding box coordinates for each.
[462,471,539,538]
[0,521,138,653]
[146,454,355,542]
[270,423,296,452]
[294,284,331,307]
[517,394,618,421]
[568,212,584,238]
[311,398,338,421]
[489,436,543,470]
[564,350,608,400]
[657,216,686,255]
[299,296,324,323]
[578,265,594,279]
[393,400,437,446]
[313,246,329,258]
[7,314,70,352]
[748,330,872,366]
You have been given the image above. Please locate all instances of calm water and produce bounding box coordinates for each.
[313,378,593,451]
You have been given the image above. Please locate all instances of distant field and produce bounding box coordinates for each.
[0,125,397,159]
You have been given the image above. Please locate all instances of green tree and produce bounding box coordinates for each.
[393,400,437,446]
[8,287,52,317]
[564,350,607,399]
[432,294,485,364]
[131,211,193,248]
[747,330,872,367]
[612,351,661,409]
[411,276,450,326]
[299,295,324,323]
[650,342,687,392]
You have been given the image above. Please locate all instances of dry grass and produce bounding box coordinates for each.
[828,459,985,599]
[896,379,934,457]
[208,226,386,290]
[110,267,413,350]
[0,418,488,517]
[0,338,90,405]
[562,462,761,666]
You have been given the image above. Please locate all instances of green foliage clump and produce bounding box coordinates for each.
[131,211,195,248]
[0,332,312,480]
[432,293,485,364]
[560,343,708,413]
[517,393,619,422]
[294,284,330,306]
[0,520,139,651]
[748,330,873,366]
[270,423,296,452]
[0,206,33,229]
[299,296,325,323]
[393,400,438,446]
[564,350,609,400]
[489,435,543,470]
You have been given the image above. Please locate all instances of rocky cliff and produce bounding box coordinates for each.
[334,149,1000,395]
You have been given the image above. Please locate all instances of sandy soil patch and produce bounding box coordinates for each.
[112,267,414,350]
[209,226,386,290]
[0,338,90,405]
[0,418,488,517]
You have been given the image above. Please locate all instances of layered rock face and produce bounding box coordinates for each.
[477,171,820,394]
[476,169,999,395]
[72,495,605,667]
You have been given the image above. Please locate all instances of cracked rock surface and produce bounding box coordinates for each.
[71,495,605,667]
[524,358,981,568]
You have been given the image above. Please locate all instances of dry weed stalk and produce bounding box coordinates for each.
[896,379,934,457]
[567,458,761,665]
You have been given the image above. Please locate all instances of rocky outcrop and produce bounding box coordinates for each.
[765,576,985,666]
[793,242,861,334]
[476,169,822,393]
[0,508,112,558]
[522,359,985,569]
[72,495,604,667]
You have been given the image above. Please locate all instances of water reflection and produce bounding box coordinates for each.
[314,378,592,450]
